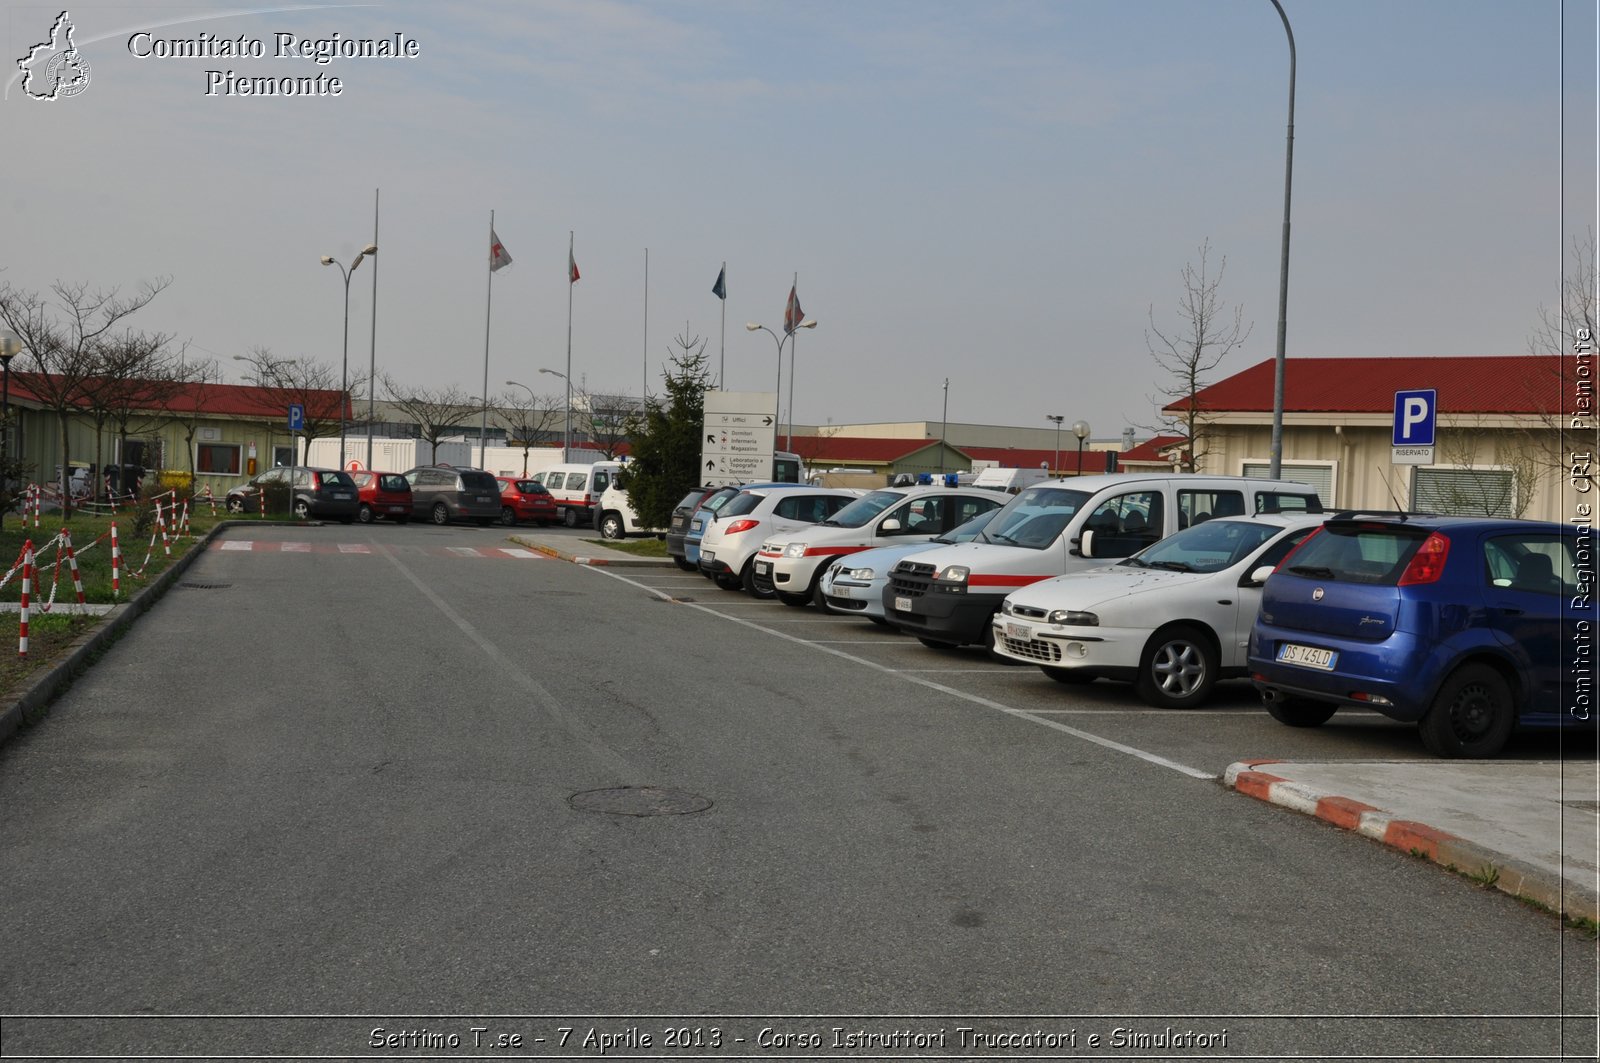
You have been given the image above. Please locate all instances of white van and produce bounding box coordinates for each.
[970,466,1050,494]
[883,474,1324,648]
[530,460,624,527]
[593,480,665,540]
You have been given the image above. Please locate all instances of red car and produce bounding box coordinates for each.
[496,477,559,526]
[349,471,413,524]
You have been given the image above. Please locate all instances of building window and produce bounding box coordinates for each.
[1242,461,1336,509]
[196,442,242,475]
[1414,466,1516,517]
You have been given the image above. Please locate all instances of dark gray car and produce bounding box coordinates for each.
[403,465,502,525]
[225,466,360,522]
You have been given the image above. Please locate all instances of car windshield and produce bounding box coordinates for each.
[934,508,1000,544]
[821,490,902,528]
[1281,522,1428,584]
[981,486,1090,549]
[1121,519,1283,574]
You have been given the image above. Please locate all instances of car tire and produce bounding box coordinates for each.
[672,557,697,572]
[563,507,581,528]
[1418,663,1516,758]
[431,503,450,526]
[713,571,741,592]
[600,513,625,540]
[743,559,776,600]
[1264,694,1339,727]
[1135,624,1218,709]
[226,497,245,514]
[868,616,890,627]
[357,504,375,524]
[500,506,517,526]
[1042,666,1093,685]
[292,499,311,521]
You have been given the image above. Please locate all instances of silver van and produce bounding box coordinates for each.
[403,465,502,526]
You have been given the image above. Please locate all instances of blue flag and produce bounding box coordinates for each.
[712,266,726,301]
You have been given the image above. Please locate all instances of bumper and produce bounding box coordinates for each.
[822,576,886,618]
[1247,624,1430,722]
[884,588,1004,645]
[990,616,1140,677]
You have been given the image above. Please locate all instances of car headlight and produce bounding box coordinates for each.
[784,543,806,558]
[1000,599,1016,616]
[934,565,970,585]
[1047,609,1099,626]
[846,567,875,580]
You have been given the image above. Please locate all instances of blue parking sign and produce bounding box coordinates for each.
[288,403,304,432]
[1392,389,1436,446]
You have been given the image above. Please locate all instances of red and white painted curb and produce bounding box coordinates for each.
[1225,759,1599,922]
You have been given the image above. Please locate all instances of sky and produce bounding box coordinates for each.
[3,0,1596,440]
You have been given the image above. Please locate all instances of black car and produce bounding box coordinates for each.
[225,466,360,522]
[666,486,722,571]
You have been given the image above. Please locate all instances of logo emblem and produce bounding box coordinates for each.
[18,10,91,101]
[1311,587,1325,601]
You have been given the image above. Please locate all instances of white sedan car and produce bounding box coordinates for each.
[991,513,1324,708]
[818,507,1006,623]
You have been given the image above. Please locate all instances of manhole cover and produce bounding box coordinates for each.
[569,786,712,817]
[179,582,233,590]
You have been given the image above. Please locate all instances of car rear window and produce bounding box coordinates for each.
[377,474,408,491]
[702,488,740,513]
[1284,522,1428,584]
[676,490,708,511]
[314,471,356,489]
[720,492,764,518]
[514,480,547,494]
[459,471,498,492]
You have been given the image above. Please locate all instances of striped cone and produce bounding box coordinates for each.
[110,521,121,599]
[18,540,32,659]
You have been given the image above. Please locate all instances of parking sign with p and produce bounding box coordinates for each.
[1391,388,1436,465]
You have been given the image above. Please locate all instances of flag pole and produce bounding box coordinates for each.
[480,209,493,470]
[565,231,574,462]
[787,271,798,451]
[642,247,649,413]
[719,260,726,389]
[366,187,379,471]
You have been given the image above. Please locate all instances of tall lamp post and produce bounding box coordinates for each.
[1267,0,1296,479]
[745,318,817,452]
[0,331,22,531]
[1072,419,1091,476]
[505,379,537,475]
[1045,414,1064,476]
[320,242,378,468]
[539,367,570,461]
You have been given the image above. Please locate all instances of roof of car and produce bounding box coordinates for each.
[1323,512,1567,533]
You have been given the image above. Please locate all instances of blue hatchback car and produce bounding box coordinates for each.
[1249,511,1595,757]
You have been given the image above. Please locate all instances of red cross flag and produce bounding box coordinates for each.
[489,229,513,272]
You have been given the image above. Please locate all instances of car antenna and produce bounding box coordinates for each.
[1377,465,1408,519]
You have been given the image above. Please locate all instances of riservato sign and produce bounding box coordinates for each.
[127,29,422,96]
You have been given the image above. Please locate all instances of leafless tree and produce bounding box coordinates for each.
[158,356,224,485]
[79,331,186,500]
[576,387,636,460]
[1432,415,1542,518]
[498,385,564,476]
[1519,227,1598,490]
[0,277,171,511]
[234,347,348,458]
[1144,241,1252,473]
[380,376,480,463]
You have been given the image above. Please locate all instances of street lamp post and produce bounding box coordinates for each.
[505,379,536,475]
[1267,0,1296,479]
[745,319,817,452]
[1045,414,1064,476]
[320,242,378,469]
[1072,419,1091,477]
[0,331,22,531]
[539,367,570,462]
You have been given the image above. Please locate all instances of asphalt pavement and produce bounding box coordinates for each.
[514,524,1600,925]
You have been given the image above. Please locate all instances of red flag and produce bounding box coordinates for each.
[569,248,580,284]
[783,285,803,333]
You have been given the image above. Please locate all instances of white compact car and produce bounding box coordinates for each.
[697,486,858,598]
[753,485,1009,607]
[991,513,1324,708]
[819,507,1007,623]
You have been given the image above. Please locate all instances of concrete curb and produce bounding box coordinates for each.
[0,519,241,749]
[1224,759,1600,923]
[509,535,672,568]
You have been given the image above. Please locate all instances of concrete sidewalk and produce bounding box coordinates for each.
[508,529,675,568]
[1226,758,1600,923]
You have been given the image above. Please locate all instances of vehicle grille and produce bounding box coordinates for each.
[824,595,866,612]
[889,562,935,599]
[999,635,1062,663]
[1009,603,1049,620]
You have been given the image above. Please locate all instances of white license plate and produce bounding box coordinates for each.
[1278,643,1337,671]
[476,496,490,503]
[331,492,351,500]
[702,550,715,562]
[1006,622,1032,641]
[691,520,703,532]
[387,505,405,513]
[755,561,771,576]
[894,595,912,612]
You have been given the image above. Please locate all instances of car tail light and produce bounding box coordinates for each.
[725,519,760,535]
[1273,526,1322,572]
[1397,531,1450,585]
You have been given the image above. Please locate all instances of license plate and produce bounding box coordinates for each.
[702,550,715,562]
[476,496,490,503]
[1278,643,1337,671]
[331,492,351,500]
[1006,622,1032,640]
[388,506,405,513]
[894,595,911,612]
[691,520,703,532]
[756,561,771,576]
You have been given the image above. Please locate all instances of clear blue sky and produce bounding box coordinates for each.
[4,0,1595,436]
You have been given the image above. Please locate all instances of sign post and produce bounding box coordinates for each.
[1391,388,1436,466]
[701,390,778,487]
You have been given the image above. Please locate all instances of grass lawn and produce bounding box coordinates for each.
[580,536,668,558]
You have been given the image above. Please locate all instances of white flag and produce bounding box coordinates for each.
[489,228,513,272]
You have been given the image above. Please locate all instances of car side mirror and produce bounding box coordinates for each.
[1078,528,1096,558]
[1246,564,1276,587]
[880,518,902,534]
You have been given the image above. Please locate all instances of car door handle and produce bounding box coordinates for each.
[1494,606,1526,616]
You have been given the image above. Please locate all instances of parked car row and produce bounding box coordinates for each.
[224,466,558,527]
[681,473,1592,758]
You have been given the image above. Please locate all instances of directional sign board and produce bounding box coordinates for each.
[1392,388,1436,465]
[287,403,305,433]
[701,390,778,487]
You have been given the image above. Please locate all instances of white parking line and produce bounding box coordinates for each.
[589,567,1213,782]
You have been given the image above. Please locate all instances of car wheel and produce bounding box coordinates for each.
[672,556,697,572]
[1264,694,1339,727]
[431,503,450,526]
[563,507,581,528]
[600,513,625,540]
[500,506,517,526]
[292,499,311,521]
[742,559,776,600]
[1042,666,1093,685]
[868,616,890,627]
[917,636,959,650]
[1418,663,1515,758]
[226,497,245,514]
[357,503,375,524]
[1135,624,1217,709]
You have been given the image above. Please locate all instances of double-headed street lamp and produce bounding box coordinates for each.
[1045,414,1064,476]
[1072,419,1091,476]
[505,379,537,475]
[320,243,378,468]
[539,367,570,461]
[745,318,817,452]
